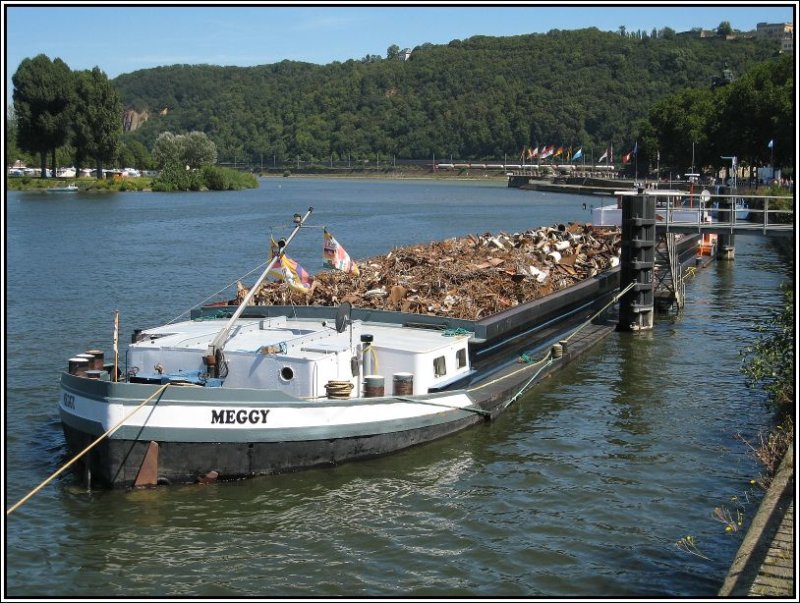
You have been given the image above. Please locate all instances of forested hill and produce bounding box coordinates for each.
[113,27,778,164]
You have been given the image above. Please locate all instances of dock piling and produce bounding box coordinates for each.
[618,189,655,331]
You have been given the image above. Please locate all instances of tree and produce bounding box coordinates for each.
[151,131,182,169]
[12,54,73,177]
[180,131,217,168]
[717,21,733,37]
[386,44,400,60]
[647,87,715,173]
[6,104,35,167]
[119,138,153,171]
[72,67,123,178]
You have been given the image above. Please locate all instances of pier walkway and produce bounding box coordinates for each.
[719,447,795,597]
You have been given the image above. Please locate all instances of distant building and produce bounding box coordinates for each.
[400,48,412,61]
[756,22,795,54]
[756,22,793,39]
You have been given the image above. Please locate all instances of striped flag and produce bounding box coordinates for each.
[269,237,313,293]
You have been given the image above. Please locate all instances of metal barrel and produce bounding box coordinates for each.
[85,349,105,370]
[392,372,414,395]
[68,357,90,376]
[363,375,385,398]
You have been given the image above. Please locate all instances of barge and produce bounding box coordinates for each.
[59,208,624,488]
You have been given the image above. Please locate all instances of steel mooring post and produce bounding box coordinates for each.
[618,188,655,331]
[715,186,736,260]
[716,233,736,260]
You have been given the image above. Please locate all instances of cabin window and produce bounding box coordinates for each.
[280,366,295,382]
[433,356,447,378]
[456,348,467,369]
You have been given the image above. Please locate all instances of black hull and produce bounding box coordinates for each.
[62,413,483,489]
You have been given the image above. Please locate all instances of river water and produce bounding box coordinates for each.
[4,178,792,597]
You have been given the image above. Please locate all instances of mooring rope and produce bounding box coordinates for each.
[468,280,637,403]
[6,383,170,516]
[324,380,354,399]
[393,396,492,417]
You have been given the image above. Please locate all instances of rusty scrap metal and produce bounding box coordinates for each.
[241,223,621,321]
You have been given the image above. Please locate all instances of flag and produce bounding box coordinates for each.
[632,142,639,155]
[540,145,552,159]
[272,254,313,293]
[530,146,539,158]
[526,146,534,160]
[571,148,583,161]
[520,147,527,160]
[268,237,313,292]
[622,152,632,164]
[768,139,774,149]
[323,229,360,276]
[553,146,564,158]
[113,310,119,356]
[597,148,608,163]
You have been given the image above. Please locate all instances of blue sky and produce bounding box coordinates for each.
[4,2,796,93]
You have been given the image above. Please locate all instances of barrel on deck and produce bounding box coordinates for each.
[363,375,385,398]
[84,349,105,370]
[68,357,90,376]
[392,372,414,396]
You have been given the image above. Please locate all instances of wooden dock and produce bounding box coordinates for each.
[719,447,795,597]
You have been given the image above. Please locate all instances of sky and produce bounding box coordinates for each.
[3,1,796,95]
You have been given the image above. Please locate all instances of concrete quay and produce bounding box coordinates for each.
[719,447,795,597]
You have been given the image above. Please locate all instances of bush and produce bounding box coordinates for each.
[201,165,258,190]
[740,280,795,480]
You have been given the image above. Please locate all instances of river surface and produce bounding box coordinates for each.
[4,178,792,597]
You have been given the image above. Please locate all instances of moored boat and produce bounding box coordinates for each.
[59,208,623,488]
[45,183,79,193]
[591,189,712,227]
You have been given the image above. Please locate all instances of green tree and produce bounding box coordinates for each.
[118,138,152,171]
[6,104,35,167]
[180,131,217,168]
[12,54,73,177]
[717,21,733,37]
[714,55,794,170]
[647,87,715,173]
[72,67,123,178]
[151,131,182,169]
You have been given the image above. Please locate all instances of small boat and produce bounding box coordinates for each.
[59,208,622,488]
[710,197,750,221]
[591,189,711,227]
[45,184,79,193]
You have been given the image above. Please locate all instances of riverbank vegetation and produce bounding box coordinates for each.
[5,164,257,193]
[740,267,794,483]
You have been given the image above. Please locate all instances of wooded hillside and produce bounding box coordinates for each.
[113,27,779,165]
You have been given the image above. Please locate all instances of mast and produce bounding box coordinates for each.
[205,207,313,372]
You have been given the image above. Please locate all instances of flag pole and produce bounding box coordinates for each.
[771,141,775,182]
[113,310,119,382]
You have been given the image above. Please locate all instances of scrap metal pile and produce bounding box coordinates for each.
[240,223,621,321]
